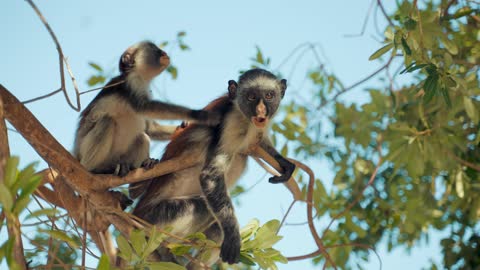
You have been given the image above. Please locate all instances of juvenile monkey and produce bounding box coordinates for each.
[132,69,295,268]
[74,41,219,177]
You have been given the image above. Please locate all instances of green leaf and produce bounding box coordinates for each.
[88,62,103,72]
[87,75,106,87]
[241,219,260,241]
[166,66,178,80]
[239,253,256,266]
[147,261,186,270]
[440,87,451,108]
[13,174,41,214]
[368,43,394,61]
[24,208,59,220]
[4,157,19,188]
[464,97,479,123]
[96,254,111,270]
[12,162,38,192]
[159,41,169,48]
[440,36,458,55]
[0,182,13,212]
[179,44,190,51]
[167,243,191,256]
[130,229,146,256]
[256,46,264,64]
[177,31,186,37]
[423,75,438,104]
[40,229,80,249]
[117,235,134,261]
[401,37,411,55]
[143,227,166,257]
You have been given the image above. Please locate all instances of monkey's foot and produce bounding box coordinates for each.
[220,234,241,264]
[114,163,132,177]
[141,158,160,170]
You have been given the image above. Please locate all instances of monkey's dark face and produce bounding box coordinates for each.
[228,69,287,129]
[119,41,170,80]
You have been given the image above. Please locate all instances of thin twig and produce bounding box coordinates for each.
[277,200,297,234]
[377,0,394,27]
[288,159,337,269]
[345,0,376,37]
[26,0,81,111]
[318,56,395,109]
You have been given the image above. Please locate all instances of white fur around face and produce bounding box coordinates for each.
[241,76,279,90]
[126,72,151,98]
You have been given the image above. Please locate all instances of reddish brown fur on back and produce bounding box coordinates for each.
[131,95,232,200]
[162,95,230,161]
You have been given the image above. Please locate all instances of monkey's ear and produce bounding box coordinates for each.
[119,51,135,74]
[228,80,238,100]
[280,79,287,98]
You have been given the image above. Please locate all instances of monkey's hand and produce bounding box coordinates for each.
[141,158,160,170]
[191,110,222,126]
[220,226,241,264]
[269,161,295,184]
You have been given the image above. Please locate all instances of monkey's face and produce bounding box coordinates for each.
[119,41,170,81]
[235,79,286,129]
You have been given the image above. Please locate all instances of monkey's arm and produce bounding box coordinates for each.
[259,138,296,184]
[136,100,220,125]
[144,120,177,140]
[199,154,241,264]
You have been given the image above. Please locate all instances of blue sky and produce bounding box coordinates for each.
[1,1,443,269]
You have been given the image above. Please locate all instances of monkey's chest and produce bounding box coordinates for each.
[112,113,146,154]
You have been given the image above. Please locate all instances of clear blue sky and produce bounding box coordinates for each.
[1,1,443,269]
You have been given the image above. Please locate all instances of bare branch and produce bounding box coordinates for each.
[25,0,81,111]
[318,55,395,109]
[377,0,394,27]
[344,0,377,37]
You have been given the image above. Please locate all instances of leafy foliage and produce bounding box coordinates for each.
[248,1,479,269]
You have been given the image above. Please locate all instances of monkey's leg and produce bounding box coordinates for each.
[78,116,116,172]
[199,154,241,264]
[118,133,158,176]
[260,139,295,183]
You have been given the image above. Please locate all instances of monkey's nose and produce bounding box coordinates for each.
[159,50,167,57]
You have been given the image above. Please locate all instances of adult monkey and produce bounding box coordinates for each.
[132,69,295,268]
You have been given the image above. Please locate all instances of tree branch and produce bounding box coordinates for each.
[25,0,81,111]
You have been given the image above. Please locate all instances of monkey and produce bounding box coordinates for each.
[73,41,220,178]
[131,68,295,268]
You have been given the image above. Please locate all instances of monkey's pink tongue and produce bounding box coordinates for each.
[252,117,268,128]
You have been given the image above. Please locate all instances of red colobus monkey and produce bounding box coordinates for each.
[74,41,220,177]
[131,69,295,268]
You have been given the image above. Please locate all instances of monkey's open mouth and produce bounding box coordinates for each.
[252,117,268,128]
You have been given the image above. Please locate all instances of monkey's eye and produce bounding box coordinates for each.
[265,91,275,100]
[247,93,256,101]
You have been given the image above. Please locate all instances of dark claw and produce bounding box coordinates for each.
[220,234,241,264]
[141,158,160,170]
